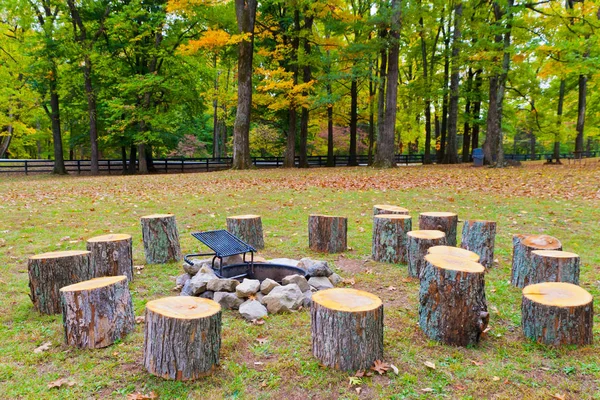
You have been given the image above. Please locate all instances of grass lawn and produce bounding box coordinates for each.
[0,162,599,399]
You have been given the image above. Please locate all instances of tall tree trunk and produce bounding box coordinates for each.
[471,71,482,151]
[128,145,137,174]
[48,72,67,175]
[138,144,147,173]
[462,69,474,162]
[82,56,99,175]
[284,12,300,168]
[368,58,375,165]
[444,3,462,164]
[575,71,587,155]
[232,0,257,169]
[438,32,450,164]
[348,78,358,166]
[212,55,220,159]
[0,108,12,158]
[554,79,565,162]
[298,15,313,169]
[375,30,387,163]
[530,132,536,160]
[121,146,128,173]
[419,15,432,164]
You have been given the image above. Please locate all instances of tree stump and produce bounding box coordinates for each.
[460,220,497,268]
[511,234,562,288]
[140,214,182,264]
[528,250,580,285]
[406,230,446,277]
[419,254,488,346]
[308,214,347,253]
[427,245,480,262]
[311,288,383,371]
[87,234,133,281]
[28,250,93,315]
[144,296,222,380]
[372,214,412,263]
[418,212,458,246]
[60,276,135,349]
[226,214,264,250]
[522,282,593,346]
[373,204,409,215]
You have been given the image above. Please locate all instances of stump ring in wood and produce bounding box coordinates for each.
[427,245,480,262]
[406,230,446,278]
[28,250,93,315]
[308,214,347,253]
[87,234,133,281]
[60,276,135,349]
[140,214,182,264]
[528,250,580,285]
[511,234,562,288]
[522,282,592,346]
[372,214,412,263]
[418,212,458,246]
[144,296,222,380]
[419,254,488,346]
[311,288,383,371]
[373,204,409,215]
[226,214,264,250]
[460,220,497,268]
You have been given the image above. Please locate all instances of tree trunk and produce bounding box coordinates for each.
[121,146,128,173]
[553,79,565,162]
[372,214,412,263]
[212,55,221,159]
[527,250,580,285]
[511,234,562,288]
[128,144,137,174]
[87,234,134,281]
[575,72,587,155]
[48,75,67,175]
[141,214,182,264]
[418,211,458,246]
[226,215,264,250]
[368,60,375,165]
[144,297,222,380]
[462,69,474,162]
[460,220,497,268]
[406,230,446,277]
[438,31,450,164]
[419,15,432,165]
[471,71,482,151]
[285,107,297,167]
[308,215,347,253]
[530,132,536,160]
[419,253,488,346]
[427,245,480,263]
[348,78,358,166]
[311,288,383,371]
[0,125,11,158]
[373,204,409,215]
[444,3,462,164]
[326,88,334,167]
[376,30,387,165]
[60,276,135,349]
[298,15,313,169]
[138,143,148,173]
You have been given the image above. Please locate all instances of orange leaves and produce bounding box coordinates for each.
[254,67,316,111]
[179,29,247,54]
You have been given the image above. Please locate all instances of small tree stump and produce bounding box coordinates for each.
[311,288,383,371]
[28,250,93,315]
[406,230,446,277]
[528,250,580,285]
[372,214,412,263]
[373,204,409,215]
[522,282,593,346]
[144,296,222,380]
[308,214,347,253]
[60,276,135,349]
[141,214,182,264]
[419,254,488,346]
[511,234,562,288]
[226,214,264,250]
[87,234,133,281]
[419,212,458,246]
[428,245,480,262]
[460,220,497,268]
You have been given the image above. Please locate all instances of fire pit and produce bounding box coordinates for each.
[214,263,307,283]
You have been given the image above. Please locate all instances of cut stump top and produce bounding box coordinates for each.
[60,276,127,292]
[87,233,132,243]
[407,230,446,240]
[531,250,578,259]
[428,245,480,262]
[374,205,409,213]
[29,250,90,260]
[522,235,561,249]
[425,254,485,273]
[523,282,592,307]
[420,212,457,218]
[227,214,261,219]
[374,214,411,221]
[312,288,382,312]
[146,296,221,320]
[141,214,174,219]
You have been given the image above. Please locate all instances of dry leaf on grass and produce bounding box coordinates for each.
[371,360,390,375]
[424,361,436,370]
[469,359,484,366]
[127,392,157,400]
[251,319,265,325]
[135,316,145,324]
[389,364,399,375]
[256,336,268,345]
[421,388,434,393]
[387,286,396,291]
[342,278,355,286]
[348,376,362,387]
[47,378,75,389]
[34,342,52,354]
[552,394,566,400]
[355,387,362,394]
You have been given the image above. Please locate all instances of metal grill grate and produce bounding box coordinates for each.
[191,229,256,257]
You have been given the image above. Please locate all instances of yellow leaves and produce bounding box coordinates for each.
[166,0,225,13]
[178,29,247,54]
[512,54,526,63]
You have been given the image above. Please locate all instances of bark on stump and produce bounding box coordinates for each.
[140,214,182,264]
[87,234,133,281]
[373,204,409,215]
[308,214,347,253]
[372,214,412,263]
[419,254,488,346]
[406,230,446,278]
[428,245,480,263]
[522,282,592,346]
[144,296,222,380]
[461,220,497,268]
[226,214,264,250]
[311,288,384,371]
[511,234,562,288]
[60,276,135,349]
[528,250,580,285]
[28,250,93,315]
[419,212,458,246]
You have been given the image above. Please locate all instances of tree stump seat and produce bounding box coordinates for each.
[372,214,412,263]
[87,233,133,281]
[308,214,347,253]
[461,220,497,268]
[419,212,458,246]
[528,250,580,285]
[141,214,182,264]
[427,245,480,262]
[511,234,562,288]
[226,214,264,250]
[406,230,446,277]
[373,204,409,215]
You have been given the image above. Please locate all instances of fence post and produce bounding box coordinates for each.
[181,159,184,172]
[164,159,168,173]
[77,160,81,174]
[24,160,28,175]
[107,160,111,174]
[206,158,209,172]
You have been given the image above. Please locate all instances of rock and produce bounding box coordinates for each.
[222,254,243,266]
[207,278,240,292]
[263,284,304,313]
[213,292,244,310]
[239,300,268,321]
[267,258,300,267]
[176,273,192,287]
[236,278,260,298]
[255,292,265,304]
[180,280,194,296]
[183,258,212,275]
[302,290,313,307]
[260,278,280,295]
[308,276,334,291]
[298,258,333,277]
[187,266,218,295]
[200,290,214,300]
[328,273,342,286]
[282,274,310,292]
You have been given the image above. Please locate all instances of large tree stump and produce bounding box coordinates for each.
[419,212,458,246]
[406,230,446,277]
[427,245,480,262]
[511,234,562,288]
[308,214,347,253]
[140,214,182,264]
[522,282,593,346]
[528,250,580,285]
[60,276,135,349]
[28,250,93,315]
[460,220,497,268]
[144,296,222,380]
[87,234,133,281]
[226,214,264,250]
[373,204,409,215]
[419,254,488,346]
[311,288,383,371]
[372,214,412,263]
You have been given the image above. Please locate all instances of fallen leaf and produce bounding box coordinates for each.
[251,319,265,325]
[421,388,434,393]
[371,359,390,375]
[424,361,436,370]
[355,387,362,394]
[135,316,145,324]
[355,369,365,377]
[342,278,355,286]
[127,392,157,400]
[552,394,565,400]
[390,364,399,375]
[47,378,75,389]
[469,359,484,366]
[256,336,268,345]
[34,342,52,354]
[254,361,264,366]
[134,265,145,270]
[387,286,396,291]
[358,227,365,232]
[365,268,373,274]
[348,376,362,387]
[493,376,500,381]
